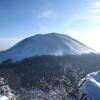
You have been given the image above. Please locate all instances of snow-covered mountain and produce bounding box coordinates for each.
[0,33,96,62]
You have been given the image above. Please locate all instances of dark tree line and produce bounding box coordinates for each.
[0,54,100,89]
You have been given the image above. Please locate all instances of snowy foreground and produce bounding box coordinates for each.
[0,95,8,100]
[80,70,100,100]
[0,93,15,100]
[1,70,100,100]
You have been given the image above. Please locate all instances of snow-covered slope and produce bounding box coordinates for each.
[0,33,96,62]
[0,95,8,100]
[80,70,100,100]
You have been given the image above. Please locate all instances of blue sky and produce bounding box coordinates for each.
[0,0,100,51]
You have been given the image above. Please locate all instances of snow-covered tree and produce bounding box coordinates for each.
[0,77,16,100]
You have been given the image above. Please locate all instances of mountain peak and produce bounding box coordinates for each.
[0,33,97,62]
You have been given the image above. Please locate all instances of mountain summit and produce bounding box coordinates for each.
[0,33,96,62]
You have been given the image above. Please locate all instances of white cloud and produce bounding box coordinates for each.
[89,9,100,13]
[88,1,100,14]
[92,1,100,8]
[82,15,100,21]
[39,9,57,19]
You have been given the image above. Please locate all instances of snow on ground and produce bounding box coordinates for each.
[80,70,100,100]
[0,95,8,100]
